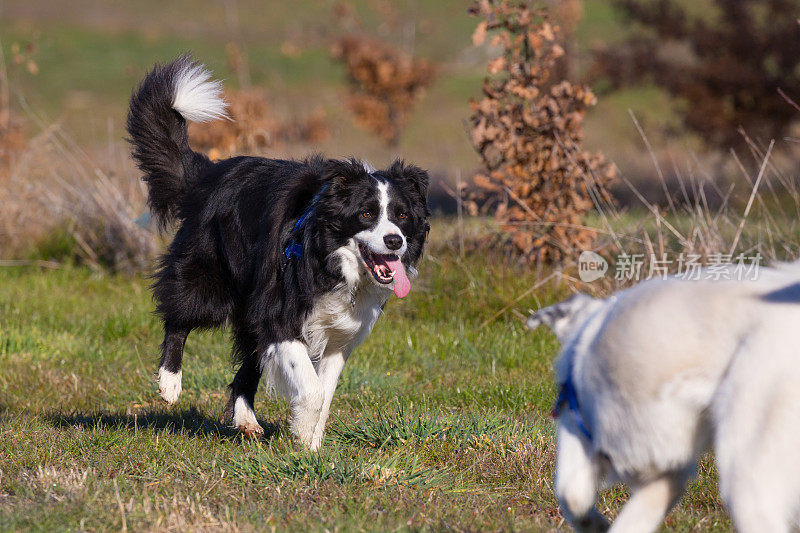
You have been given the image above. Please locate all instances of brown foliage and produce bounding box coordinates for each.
[1,40,40,167]
[331,36,436,146]
[466,0,616,263]
[592,0,800,149]
[188,89,329,159]
[0,119,26,167]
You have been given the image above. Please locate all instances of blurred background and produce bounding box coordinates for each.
[2,0,799,272]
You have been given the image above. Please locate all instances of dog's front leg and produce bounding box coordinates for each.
[608,473,688,533]
[272,340,324,450]
[311,351,348,449]
[555,418,608,532]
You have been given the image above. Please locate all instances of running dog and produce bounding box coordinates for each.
[126,55,430,449]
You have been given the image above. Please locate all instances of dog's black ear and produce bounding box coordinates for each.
[323,158,367,188]
[527,305,566,332]
[527,293,598,342]
[388,159,429,202]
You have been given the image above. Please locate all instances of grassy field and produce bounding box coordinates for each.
[0,1,769,530]
[0,220,732,531]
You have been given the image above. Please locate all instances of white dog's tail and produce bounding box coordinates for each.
[527,293,602,343]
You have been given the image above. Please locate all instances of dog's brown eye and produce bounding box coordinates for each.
[398,212,407,220]
[360,210,372,219]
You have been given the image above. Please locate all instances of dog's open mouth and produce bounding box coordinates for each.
[358,243,411,298]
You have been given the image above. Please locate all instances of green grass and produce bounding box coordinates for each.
[0,220,731,531]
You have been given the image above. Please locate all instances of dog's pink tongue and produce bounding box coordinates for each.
[386,257,411,298]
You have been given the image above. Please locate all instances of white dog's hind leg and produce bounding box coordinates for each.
[712,332,800,533]
[717,415,799,533]
[271,341,324,450]
[715,423,792,532]
[311,351,347,450]
[714,384,797,531]
[555,418,608,532]
[608,472,688,533]
[721,473,791,533]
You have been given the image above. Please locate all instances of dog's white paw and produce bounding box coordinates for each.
[239,422,264,439]
[291,397,324,451]
[309,434,323,451]
[232,396,263,438]
[158,367,182,405]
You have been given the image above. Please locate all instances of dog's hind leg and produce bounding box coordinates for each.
[713,364,798,533]
[555,418,608,532]
[157,324,190,405]
[608,471,690,533]
[153,245,234,406]
[719,464,792,533]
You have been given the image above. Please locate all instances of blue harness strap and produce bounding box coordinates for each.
[552,368,593,442]
[284,185,327,260]
[284,241,304,260]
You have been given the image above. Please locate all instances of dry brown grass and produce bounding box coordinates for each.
[544,131,800,296]
[0,120,26,166]
[0,121,158,272]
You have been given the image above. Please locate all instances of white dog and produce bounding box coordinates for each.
[528,263,800,532]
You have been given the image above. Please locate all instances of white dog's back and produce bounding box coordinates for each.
[531,266,800,532]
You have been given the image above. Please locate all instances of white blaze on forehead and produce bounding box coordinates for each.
[354,178,407,256]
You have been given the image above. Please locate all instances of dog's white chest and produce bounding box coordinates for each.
[302,281,386,360]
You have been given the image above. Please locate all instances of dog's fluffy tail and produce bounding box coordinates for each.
[126,55,228,226]
[527,293,602,343]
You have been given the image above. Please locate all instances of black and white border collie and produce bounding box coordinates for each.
[126,55,429,449]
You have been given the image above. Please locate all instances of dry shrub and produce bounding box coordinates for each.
[1,40,39,166]
[510,130,800,304]
[547,0,583,81]
[0,119,25,167]
[592,0,800,151]
[331,35,436,146]
[50,170,158,273]
[465,0,616,264]
[225,41,250,89]
[188,88,329,159]
[0,124,158,273]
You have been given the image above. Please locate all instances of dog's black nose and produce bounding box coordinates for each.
[384,234,403,250]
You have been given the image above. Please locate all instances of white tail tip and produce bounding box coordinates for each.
[172,62,229,123]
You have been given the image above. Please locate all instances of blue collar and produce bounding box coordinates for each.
[284,185,327,260]
[552,363,593,442]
